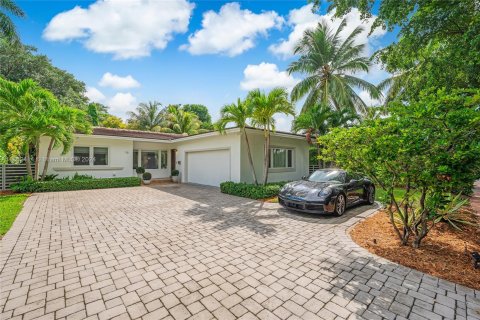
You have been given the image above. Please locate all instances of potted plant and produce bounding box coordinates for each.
[171,169,180,183]
[142,172,152,185]
[136,167,145,178]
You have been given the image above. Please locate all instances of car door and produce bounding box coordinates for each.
[345,173,364,204]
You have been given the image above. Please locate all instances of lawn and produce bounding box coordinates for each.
[0,194,29,237]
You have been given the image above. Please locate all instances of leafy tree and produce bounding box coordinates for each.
[163,106,201,135]
[313,0,480,100]
[248,88,295,185]
[287,18,381,113]
[0,0,24,42]
[216,98,258,185]
[319,89,480,248]
[183,104,213,130]
[126,101,165,131]
[101,115,126,129]
[87,103,109,126]
[0,41,88,107]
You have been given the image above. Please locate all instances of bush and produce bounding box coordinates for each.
[220,181,286,199]
[142,172,152,180]
[72,172,93,180]
[136,167,145,174]
[171,169,179,176]
[11,177,141,193]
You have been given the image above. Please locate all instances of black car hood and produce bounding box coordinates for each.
[281,180,340,198]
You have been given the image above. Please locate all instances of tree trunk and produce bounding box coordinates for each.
[24,143,33,178]
[34,138,40,180]
[263,129,270,186]
[41,138,55,180]
[243,128,258,185]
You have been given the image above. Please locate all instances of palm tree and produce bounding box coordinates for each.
[287,18,381,114]
[127,101,165,131]
[0,78,52,178]
[41,101,91,180]
[248,88,295,185]
[1,0,24,42]
[163,105,201,135]
[216,98,258,185]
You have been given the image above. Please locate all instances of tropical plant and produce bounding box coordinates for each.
[287,18,381,114]
[163,105,201,135]
[247,88,295,185]
[216,98,258,185]
[0,0,24,42]
[431,193,475,230]
[101,115,126,129]
[127,101,165,131]
[183,104,213,130]
[87,103,109,126]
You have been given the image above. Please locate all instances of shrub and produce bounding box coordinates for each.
[142,172,152,180]
[11,177,141,193]
[220,181,286,199]
[136,167,145,174]
[72,172,93,180]
[171,169,179,176]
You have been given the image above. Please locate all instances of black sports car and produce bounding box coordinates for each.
[278,169,375,216]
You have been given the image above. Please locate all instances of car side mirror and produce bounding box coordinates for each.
[301,176,307,180]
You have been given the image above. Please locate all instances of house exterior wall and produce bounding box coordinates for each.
[240,130,309,184]
[38,135,134,179]
[173,132,242,183]
[132,141,172,179]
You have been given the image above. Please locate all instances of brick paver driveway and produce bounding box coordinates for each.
[1,185,479,320]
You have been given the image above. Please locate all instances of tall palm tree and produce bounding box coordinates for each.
[287,18,381,114]
[248,88,295,185]
[0,78,52,178]
[1,0,24,42]
[163,105,201,135]
[216,98,258,185]
[127,101,165,131]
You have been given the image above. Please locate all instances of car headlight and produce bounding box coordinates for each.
[318,187,332,197]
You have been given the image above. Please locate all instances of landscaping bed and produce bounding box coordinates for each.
[0,194,28,238]
[350,210,480,290]
[220,181,286,200]
[11,177,141,193]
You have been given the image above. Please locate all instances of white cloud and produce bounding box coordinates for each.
[85,87,105,103]
[240,62,299,91]
[99,72,140,89]
[269,4,386,59]
[107,93,137,118]
[359,90,383,107]
[181,2,283,56]
[273,114,293,132]
[43,0,195,59]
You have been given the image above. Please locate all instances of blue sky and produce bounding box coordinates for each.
[15,0,397,130]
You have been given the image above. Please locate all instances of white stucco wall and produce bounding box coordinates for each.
[240,130,309,183]
[132,141,172,179]
[38,135,134,179]
[173,132,242,183]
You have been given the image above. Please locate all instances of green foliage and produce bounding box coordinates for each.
[10,177,141,193]
[431,193,476,230]
[319,89,480,247]
[142,172,152,180]
[164,105,201,135]
[101,115,126,128]
[0,0,25,42]
[42,174,58,181]
[72,173,93,180]
[0,41,88,107]
[287,18,381,113]
[0,193,28,236]
[220,181,287,200]
[171,169,179,176]
[183,104,212,128]
[136,167,145,174]
[127,101,165,131]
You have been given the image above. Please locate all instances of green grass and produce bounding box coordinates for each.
[0,194,29,236]
[376,187,420,203]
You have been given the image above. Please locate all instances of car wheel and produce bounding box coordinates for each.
[367,185,375,205]
[334,193,346,216]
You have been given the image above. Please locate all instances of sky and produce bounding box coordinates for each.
[15,0,397,131]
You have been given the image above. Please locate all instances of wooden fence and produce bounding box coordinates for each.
[0,164,35,190]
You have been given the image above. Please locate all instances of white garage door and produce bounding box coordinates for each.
[186,149,230,186]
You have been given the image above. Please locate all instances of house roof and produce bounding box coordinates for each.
[92,127,184,140]
[88,126,306,141]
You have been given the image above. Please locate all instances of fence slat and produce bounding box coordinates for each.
[2,164,35,189]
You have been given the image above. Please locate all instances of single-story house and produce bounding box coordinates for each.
[38,127,310,186]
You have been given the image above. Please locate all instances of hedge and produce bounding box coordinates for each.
[10,177,141,193]
[220,181,286,199]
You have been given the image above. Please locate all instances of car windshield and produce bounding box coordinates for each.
[308,170,345,183]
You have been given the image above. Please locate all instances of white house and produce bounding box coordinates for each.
[38,127,310,187]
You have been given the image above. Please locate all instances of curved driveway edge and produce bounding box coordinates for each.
[0,185,479,320]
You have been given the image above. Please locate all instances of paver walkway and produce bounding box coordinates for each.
[1,185,479,320]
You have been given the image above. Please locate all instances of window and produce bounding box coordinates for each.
[141,151,158,169]
[93,147,108,165]
[133,150,138,169]
[269,148,293,168]
[161,151,168,169]
[73,147,90,166]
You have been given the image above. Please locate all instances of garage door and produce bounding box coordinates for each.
[186,149,230,186]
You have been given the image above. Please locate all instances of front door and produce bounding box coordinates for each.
[171,149,176,171]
